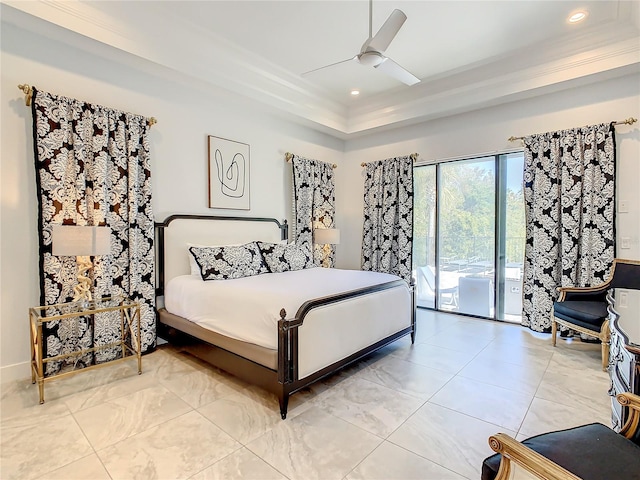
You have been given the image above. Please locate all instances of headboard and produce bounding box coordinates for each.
[155,214,288,296]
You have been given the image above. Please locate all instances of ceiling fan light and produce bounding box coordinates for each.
[358,51,384,67]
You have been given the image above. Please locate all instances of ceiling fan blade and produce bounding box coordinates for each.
[301,56,357,76]
[374,57,420,86]
[367,9,407,53]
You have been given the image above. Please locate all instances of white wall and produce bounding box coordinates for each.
[3,17,639,382]
[0,21,344,381]
[336,73,640,270]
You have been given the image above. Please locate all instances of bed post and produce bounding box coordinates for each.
[277,391,289,420]
[277,308,290,384]
[155,222,166,297]
[277,308,291,419]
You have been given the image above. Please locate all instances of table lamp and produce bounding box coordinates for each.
[52,225,111,304]
[313,228,340,268]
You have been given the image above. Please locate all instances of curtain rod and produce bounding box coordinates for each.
[17,84,158,128]
[285,152,337,169]
[508,117,637,142]
[361,153,418,167]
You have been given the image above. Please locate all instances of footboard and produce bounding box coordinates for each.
[276,279,415,418]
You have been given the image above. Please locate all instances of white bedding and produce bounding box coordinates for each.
[164,267,406,350]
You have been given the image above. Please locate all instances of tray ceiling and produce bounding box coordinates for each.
[3,1,639,138]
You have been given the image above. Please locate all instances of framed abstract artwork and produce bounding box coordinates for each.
[208,135,250,210]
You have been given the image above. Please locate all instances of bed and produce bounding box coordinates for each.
[155,214,416,419]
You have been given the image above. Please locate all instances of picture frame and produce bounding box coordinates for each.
[208,135,250,210]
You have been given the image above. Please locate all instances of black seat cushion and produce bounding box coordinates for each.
[553,300,608,329]
[482,423,640,480]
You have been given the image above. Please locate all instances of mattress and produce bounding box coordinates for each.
[164,267,407,350]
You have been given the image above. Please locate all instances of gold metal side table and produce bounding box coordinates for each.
[29,296,142,404]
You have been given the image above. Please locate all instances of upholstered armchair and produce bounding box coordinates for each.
[552,258,640,370]
[482,392,640,480]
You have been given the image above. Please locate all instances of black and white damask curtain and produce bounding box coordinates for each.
[361,156,413,283]
[522,123,616,332]
[291,155,336,266]
[32,88,155,375]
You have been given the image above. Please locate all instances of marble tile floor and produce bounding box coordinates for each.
[1,310,613,480]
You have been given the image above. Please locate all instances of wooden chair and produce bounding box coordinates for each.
[482,392,640,480]
[551,258,640,371]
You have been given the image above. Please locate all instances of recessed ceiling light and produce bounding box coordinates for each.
[568,10,588,23]
[351,89,360,96]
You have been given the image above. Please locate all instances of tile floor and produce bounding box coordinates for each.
[1,310,613,480]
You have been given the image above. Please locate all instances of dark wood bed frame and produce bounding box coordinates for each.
[155,214,416,419]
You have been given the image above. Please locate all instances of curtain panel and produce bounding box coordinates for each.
[291,155,336,267]
[522,123,616,332]
[361,155,414,283]
[31,88,156,375]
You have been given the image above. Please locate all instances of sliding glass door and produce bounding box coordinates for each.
[413,152,524,322]
[413,166,437,309]
[439,157,496,316]
[499,152,526,321]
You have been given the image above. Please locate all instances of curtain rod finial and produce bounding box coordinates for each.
[147,117,157,127]
[285,152,293,162]
[18,84,33,106]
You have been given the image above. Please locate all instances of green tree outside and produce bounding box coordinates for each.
[413,157,525,270]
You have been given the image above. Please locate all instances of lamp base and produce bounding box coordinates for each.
[322,244,331,268]
[72,256,93,303]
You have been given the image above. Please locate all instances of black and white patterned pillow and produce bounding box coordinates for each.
[189,242,268,280]
[257,241,314,273]
[187,242,242,275]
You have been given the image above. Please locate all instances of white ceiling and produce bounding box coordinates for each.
[3,1,640,138]
[162,1,631,101]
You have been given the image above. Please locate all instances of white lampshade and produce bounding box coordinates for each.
[52,225,111,256]
[314,228,340,245]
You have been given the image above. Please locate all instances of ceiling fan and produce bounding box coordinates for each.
[302,0,420,86]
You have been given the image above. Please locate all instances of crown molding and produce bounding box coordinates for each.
[3,0,639,139]
[2,0,348,132]
[346,37,640,135]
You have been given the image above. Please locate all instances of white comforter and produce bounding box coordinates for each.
[164,267,404,350]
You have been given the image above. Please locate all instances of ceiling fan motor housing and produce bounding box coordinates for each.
[358,51,384,67]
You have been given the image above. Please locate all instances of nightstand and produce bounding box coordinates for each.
[29,296,142,404]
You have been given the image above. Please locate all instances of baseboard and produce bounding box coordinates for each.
[1,361,31,385]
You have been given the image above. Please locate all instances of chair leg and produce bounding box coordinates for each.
[601,342,610,372]
[551,318,557,347]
